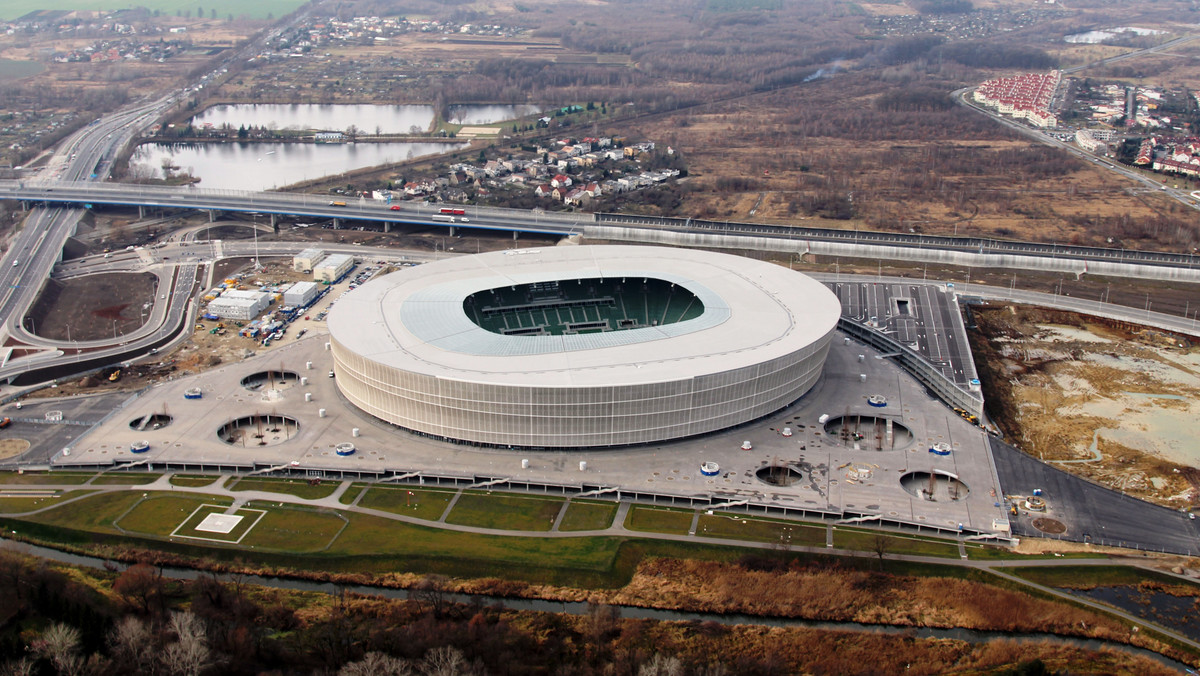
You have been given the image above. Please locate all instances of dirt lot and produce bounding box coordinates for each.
[24,272,158,342]
[970,304,1200,510]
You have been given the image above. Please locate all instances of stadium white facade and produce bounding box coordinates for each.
[328,246,840,449]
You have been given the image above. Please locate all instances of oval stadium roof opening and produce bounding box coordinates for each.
[464,277,705,336]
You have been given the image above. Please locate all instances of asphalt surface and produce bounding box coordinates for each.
[826,279,979,388]
[990,436,1200,557]
[0,392,136,465]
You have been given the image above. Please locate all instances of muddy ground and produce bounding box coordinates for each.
[970,304,1200,510]
[23,272,158,342]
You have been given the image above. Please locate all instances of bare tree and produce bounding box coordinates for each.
[638,653,684,676]
[339,652,413,676]
[873,533,892,570]
[411,574,450,618]
[0,657,35,676]
[109,616,154,673]
[160,612,211,676]
[586,602,619,646]
[421,646,472,676]
[29,623,81,676]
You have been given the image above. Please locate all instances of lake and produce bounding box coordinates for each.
[128,141,467,191]
[189,103,542,134]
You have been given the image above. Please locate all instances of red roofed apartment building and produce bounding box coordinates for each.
[973,71,1061,128]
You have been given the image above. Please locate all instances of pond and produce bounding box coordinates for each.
[189,103,542,134]
[128,141,467,191]
[446,104,543,126]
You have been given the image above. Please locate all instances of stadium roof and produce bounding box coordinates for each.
[328,245,840,387]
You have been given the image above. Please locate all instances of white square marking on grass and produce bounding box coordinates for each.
[195,513,243,534]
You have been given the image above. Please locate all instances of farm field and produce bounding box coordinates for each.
[0,0,299,20]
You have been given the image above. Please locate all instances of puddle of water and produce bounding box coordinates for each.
[1073,586,1200,643]
[1034,324,1112,343]
[1120,392,1188,401]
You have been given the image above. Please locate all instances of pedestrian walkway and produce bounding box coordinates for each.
[550,499,571,532]
[438,489,464,523]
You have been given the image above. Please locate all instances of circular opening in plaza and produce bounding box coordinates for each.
[327,245,841,450]
[241,370,300,391]
[218,414,300,447]
[822,415,913,451]
[755,464,804,486]
[900,470,970,502]
[128,413,173,430]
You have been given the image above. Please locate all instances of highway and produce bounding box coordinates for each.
[0,181,586,238]
[0,3,323,382]
[5,181,1200,273]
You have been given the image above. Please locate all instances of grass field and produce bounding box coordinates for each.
[625,506,695,534]
[0,487,1050,589]
[0,59,44,82]
[557,500,618,531]
[116,494,234,536]
[169,474,220,487]
[832,527,960,558]
[964,544,1105,561]
[0,490,95,514]
[90,473,160,485]
[0,1,300,21]
[697,513,827,546]
[445,492,563,531]
[0,472,94,485]
[329,511,622,572]
[338,484,365,505]
[358,486,455,521]
[27,491,151,532]
[240,503,345,551]
[228,477,340,500]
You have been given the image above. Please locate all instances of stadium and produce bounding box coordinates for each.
[328,245,841,449]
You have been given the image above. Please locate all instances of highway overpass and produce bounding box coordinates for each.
[5,181,1200,278]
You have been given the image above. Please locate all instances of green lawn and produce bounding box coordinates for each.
[90,473,160,485]
[445,492,564,532]
[0,490,96,514]
[624,506,695,535]
[358,486,455,521]
[0,472,94,485]
[557,500,617,532]
[697,513,826,546]
[26,491,154,532]
[1,485,1008,589]
[833,527,960,558]
[330,511,622,572]
[169,474,220,488]
[0,1,301,21]
[116,494,233,536]
[338,483,365,505]
[964,544,1106,561]
[240,504,345,552]
[228,477,340,500]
